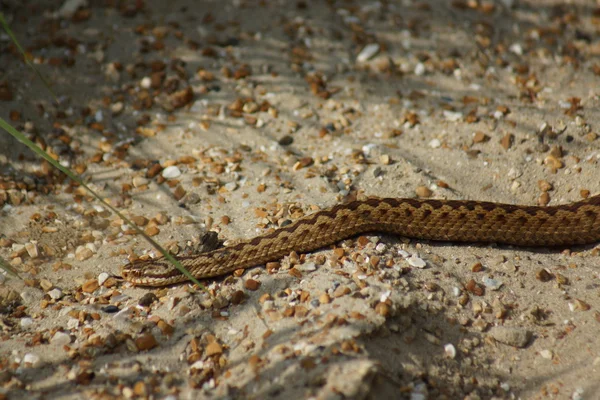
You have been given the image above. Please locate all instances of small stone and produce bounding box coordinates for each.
[22,353,41,368]
[319,293,331,304]
[489,326,531,348]
[444,343,457,359]
[135,333,158,351]
[278,135,293,146]
[138,293,158,307]
[39,279,53,291]
[472,132,489,143]
[539,349,553,360]
[81,279,100,293]
[98,272,110,285]
[162,166,182,179]
[244,279,260,291]
[500,133,514,150]
[25,242,39,258]
[428,139,441,148]
[144,225,160,236]
[224,182,238,192]
[375,302,391,317]
[20,317,33,328]
[415,186,432,198]
[356,43,380,62]
[75,247,93,261]
[535,269,553,282]
[48,288,63,300]
[205,342,223,356]
[132,176,149,188]
[443,110,463,122]
[51,331,72,346]
[407,254,426,268]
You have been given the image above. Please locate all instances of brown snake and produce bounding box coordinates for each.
[121,195,600,286]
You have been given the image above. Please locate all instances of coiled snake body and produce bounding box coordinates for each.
[121,196,600,286]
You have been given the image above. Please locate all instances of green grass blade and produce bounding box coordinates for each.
[0,12,57,101]
[0,117,205,289]
[0,255,20,279]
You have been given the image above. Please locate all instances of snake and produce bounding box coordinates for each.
[121,195,600,286]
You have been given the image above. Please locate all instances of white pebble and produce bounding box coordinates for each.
[23,353,41,367]
[414,62,425,76]
[224,182,238,191]
[67,318,80,330]
[428,139,441,148]
[539,349,553,360]
[48,288,63,300]
[407,254,426,269]
[20,317,34,328]
[482,276,503,290]
[444,343,457,359]
[97,272,110,285]
[162,166,182,179]
[443,110,463,122]
[140,76,152,89]
[356,43,380,62]
[51,331,72,346]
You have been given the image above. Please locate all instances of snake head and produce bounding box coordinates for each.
[121,259,189,286]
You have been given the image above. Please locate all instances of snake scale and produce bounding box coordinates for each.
[121,195,600,286]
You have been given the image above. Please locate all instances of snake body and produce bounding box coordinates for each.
[121,196,600,286]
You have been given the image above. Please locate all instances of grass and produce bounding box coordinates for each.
[0,12,203,288]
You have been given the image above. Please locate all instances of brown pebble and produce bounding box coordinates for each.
[537,180,553,192]
[131,215,149,226]
[472,131,489,143]
[415,186,432,198]
[231,290,245,304]
[288,268,302,278]
[538,192,550,206]
[500,133,514,150]
[245,279,260,291]
[81,279,99,293]
[205,342,223,356]
[133,381,148,397]
[575,299,591,311]
[221,216,231,225]
[535,268,553,282]
[157,320,174,336]
[471,262,484,272]
[466,279,484,296]
[580,189,591,199]
[135,333,158,351]
[319,293,331,304]
[375,302,391,317]
[144,225,160,236]
[138,292,158,307]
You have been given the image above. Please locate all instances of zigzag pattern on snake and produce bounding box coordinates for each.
[121,195,600,286]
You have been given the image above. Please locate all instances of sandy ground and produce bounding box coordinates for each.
[1,0,600,398]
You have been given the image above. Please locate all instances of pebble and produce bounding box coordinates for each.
[443,110,463,121]
[444,344,457,359]
[428,139,441,148]
[489,326,531,348]
[415,186,432,198]
[162,166,182,179]
[224,182,238,191]
[407,254,427,268]
[20,317,33,328]
[82,278,100,293]
[75,246,93,261]
[48,288,63,300]
[356,43,380,62]
[101,305,120,313]
[245,279,260,291]
[138,293,158,307]
[135,333,159,351]
[482,276,503,291]
[132,176,149,188]
[23,353,41,367]
[51,331,72,346]
[98,272,110,286]
[539,349,553,360]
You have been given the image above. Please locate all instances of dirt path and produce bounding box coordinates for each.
[1,0,600,398]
